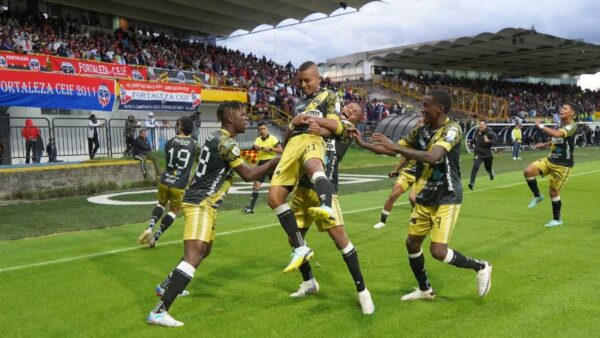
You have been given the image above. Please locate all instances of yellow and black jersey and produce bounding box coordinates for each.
[548,122,577,167]
[291,88,341,137]
[254,134,280,161]
[400,118,463,206]
[183,129,243,205]
[161,135,198,189]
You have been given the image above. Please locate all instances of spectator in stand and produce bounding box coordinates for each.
[34,133,44,163]
[511,123,522,160]
[21,118,40,164]
[595,125,600,146]
[133,129,159,179]
[124,115,141,156]
[159,119,173,150]
[87,114,104,159]
[46,137,60,162]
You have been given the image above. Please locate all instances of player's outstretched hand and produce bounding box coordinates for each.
[350,129,364,146]
[534,142,546,149]
[371,133,396,151]
[388,171,399,178]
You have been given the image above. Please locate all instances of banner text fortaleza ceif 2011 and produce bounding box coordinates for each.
[50,56,147,80]
[119,80,201,111]
[0,51,49,71]
[0,69,116,111]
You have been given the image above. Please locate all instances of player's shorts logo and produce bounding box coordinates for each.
[29,58,41,71]
[97,84,112,107]
[0,56,7,69]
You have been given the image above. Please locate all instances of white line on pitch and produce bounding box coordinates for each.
[1,169,599,274]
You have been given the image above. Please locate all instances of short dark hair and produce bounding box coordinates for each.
[428,90,452,113]
[257,121,268,128]
[179,116,194,135]
[298,61,317,72]
[563,102,578,114]
[217,101,245,122]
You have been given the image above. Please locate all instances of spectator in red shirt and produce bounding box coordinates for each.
[21,118,40,164]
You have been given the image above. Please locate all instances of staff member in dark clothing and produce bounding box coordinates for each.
[468,120,498,190]
[133,129,159,179]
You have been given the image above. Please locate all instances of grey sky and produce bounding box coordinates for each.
[218,0,600,66]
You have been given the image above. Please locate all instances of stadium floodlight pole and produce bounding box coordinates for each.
[219,9,359,41]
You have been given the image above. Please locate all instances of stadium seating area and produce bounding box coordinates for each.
[386,73,600,121]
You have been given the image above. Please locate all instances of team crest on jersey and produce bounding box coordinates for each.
[231,145,240,157]
[445,127,458,143]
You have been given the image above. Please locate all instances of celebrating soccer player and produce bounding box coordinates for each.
[352,90,492,300]
[268,61,343,273]
[287,102,374,314]
[523,103,577,227]
[138,116,198,249]
[146,101,279,327]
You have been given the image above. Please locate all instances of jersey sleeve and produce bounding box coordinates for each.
[270,136,280,148]
[559,123,577,138]
[433,124,462,152]
[324,90,341,117]
[337,120,355,143]
[219,138,244,168]
[398,126,419,149]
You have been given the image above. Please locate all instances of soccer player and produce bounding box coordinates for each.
[288,102,374,315]
[268,61,342,273]
[468,120,498,190]
[523,103,577,227]
[138,116,198,248]
[146,101,279,327]
[352,90,492,301]
[370,156,418,229]
[242,121,282,213]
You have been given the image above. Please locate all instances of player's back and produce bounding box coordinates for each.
[183,130,241,205]
[161,135,197,189]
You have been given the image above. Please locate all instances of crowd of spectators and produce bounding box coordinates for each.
[386,73,600,122]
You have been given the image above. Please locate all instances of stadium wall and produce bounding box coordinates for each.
[0,160,156,200]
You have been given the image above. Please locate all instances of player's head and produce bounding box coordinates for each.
[257,121,269,138]
[340,102,363,125]
[178,116,194,136]
[217,101,247,134]
[297,61,320,96]
[478,120,487,131]
[560,102,576,121]
[421,90,451,124]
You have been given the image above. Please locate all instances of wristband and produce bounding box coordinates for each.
[288,123,295,131]
[538,124,545,130]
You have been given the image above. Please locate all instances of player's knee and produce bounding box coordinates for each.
[429,245,447,261]
[405,237,420,253]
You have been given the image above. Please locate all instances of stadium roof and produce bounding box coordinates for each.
[366,28,600,76]
[47,0,379,37]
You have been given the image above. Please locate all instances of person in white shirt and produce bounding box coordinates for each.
[145,112,160,150]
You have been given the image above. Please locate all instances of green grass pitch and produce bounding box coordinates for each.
[1,148,600,337]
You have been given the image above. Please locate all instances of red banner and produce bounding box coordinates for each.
[118,80,201,111]
[50,56,147,80]
[0,51,49,71]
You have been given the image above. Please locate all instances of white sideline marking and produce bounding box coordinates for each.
[1,169,599,274]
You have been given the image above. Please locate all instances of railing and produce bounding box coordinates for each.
[1,117,286,164]
[380,79,510,121]
[248,105,292,127]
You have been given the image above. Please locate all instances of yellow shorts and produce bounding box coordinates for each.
[157,183,185,209]
[291,185,343,232]
[533,157,572,190]
[181,181,231,242]
[271,133,325,187]
[395,171,416,192]
[408,204,461,244]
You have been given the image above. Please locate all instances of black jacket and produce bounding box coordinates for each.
[472,128,498,158]
[133,137,152,156]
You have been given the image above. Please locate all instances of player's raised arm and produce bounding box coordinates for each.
[371,133,448,165]
[233,157,279,182]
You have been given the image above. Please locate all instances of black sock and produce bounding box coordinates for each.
[380,209,389,223]
[408,251,431,291]
[154,212,175,241]
[526,178,541,197]
[552,198,562,220]
[276,204,304,248]
[150,205,164,227]
[444,249,485,271]
[313,174,334,208]
[299,262,313,281]
[248,190,259,210]
[157,261,195,312]
[158,257,183,290]
[342,244,366,292]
